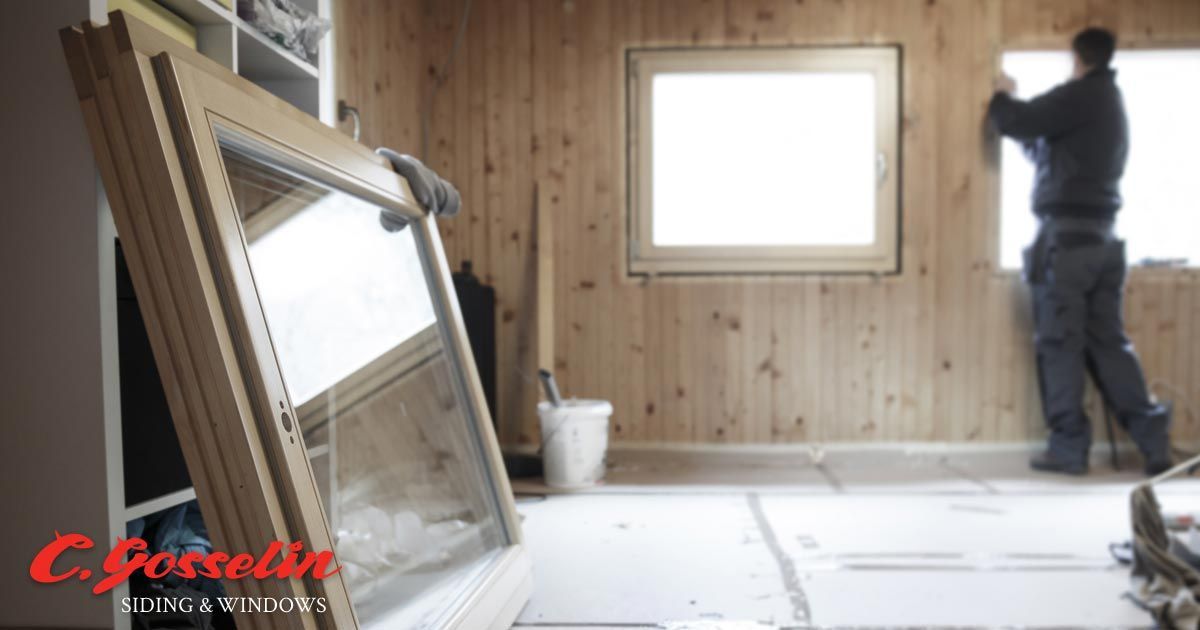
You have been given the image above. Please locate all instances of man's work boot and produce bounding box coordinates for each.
[1144,455,1174,477]
[1138,401,1174,477]
[1030,451,1088,476]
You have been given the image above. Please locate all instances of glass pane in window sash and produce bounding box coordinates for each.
[221,144,507,629]
[651,71,877,247]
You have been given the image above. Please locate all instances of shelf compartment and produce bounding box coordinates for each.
[153,0,318,80]
[237,24,318,80]
[154,0,235,26]
[125,486,197,521]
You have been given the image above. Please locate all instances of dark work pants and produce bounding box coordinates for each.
[1027,222,1170,466]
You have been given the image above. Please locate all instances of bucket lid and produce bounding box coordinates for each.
[538,399,613,415]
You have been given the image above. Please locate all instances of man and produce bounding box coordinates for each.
[988,27,1172,476]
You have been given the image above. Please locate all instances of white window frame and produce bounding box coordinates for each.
[627,46,901,275]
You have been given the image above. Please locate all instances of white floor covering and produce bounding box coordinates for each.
[509,446,1200,629]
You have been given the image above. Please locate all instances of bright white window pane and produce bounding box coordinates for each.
[248,193,437,405]
[652,72,876,247]
[999,49,1200,269]
[1116,51,1200,266]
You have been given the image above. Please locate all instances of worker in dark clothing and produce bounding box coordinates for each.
[988,28,1173,476]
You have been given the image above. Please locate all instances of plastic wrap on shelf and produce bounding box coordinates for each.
[237,0,330,65]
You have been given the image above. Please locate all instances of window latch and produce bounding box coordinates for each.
[876,152,888,189]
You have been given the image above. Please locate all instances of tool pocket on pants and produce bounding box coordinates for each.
[1032,244,1100,347]
[1033,285,1069,344]
[1032,245,1070,343]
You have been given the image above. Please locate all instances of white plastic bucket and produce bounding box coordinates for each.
[538,399,613,489]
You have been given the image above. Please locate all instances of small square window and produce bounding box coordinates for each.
[627,47,900,274]
[999,49,1200,269]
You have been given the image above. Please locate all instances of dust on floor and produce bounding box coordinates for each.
[509,446,1200,629]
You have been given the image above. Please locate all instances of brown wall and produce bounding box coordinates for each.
[1,3,116,627]
[338,0,1200,446]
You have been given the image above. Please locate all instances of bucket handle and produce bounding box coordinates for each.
[537,413,570,456]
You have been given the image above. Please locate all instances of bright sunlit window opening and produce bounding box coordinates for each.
[628,48,899,274]
[999,49,1200,270]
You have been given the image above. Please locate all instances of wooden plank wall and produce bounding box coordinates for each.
[336,0,1200,446]
[334,0,423,151]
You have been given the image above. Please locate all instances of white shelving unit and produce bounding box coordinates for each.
[155,0,325,115]
[124,487,199,521]
[104,0,333,495]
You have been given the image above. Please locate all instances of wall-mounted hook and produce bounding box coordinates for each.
[338,99,361,142]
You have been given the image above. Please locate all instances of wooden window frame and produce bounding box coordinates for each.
[627,46,901,275]
[61,12,531,629]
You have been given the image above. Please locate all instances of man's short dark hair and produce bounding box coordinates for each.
[1073,28,1117,68]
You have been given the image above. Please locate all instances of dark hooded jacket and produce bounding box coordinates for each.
[988,67,1128,219]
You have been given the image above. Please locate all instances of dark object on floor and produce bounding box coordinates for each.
[1146,456,1175,477]
[504,452,544,479]
[1029,451,1088,476]
[116,240,192,506]
[451,260,497,420]
[1128,484,1200,627]
[449,261,540,479]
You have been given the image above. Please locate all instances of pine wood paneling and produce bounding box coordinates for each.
[338,0,1200,446]
[333,0,422,151]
